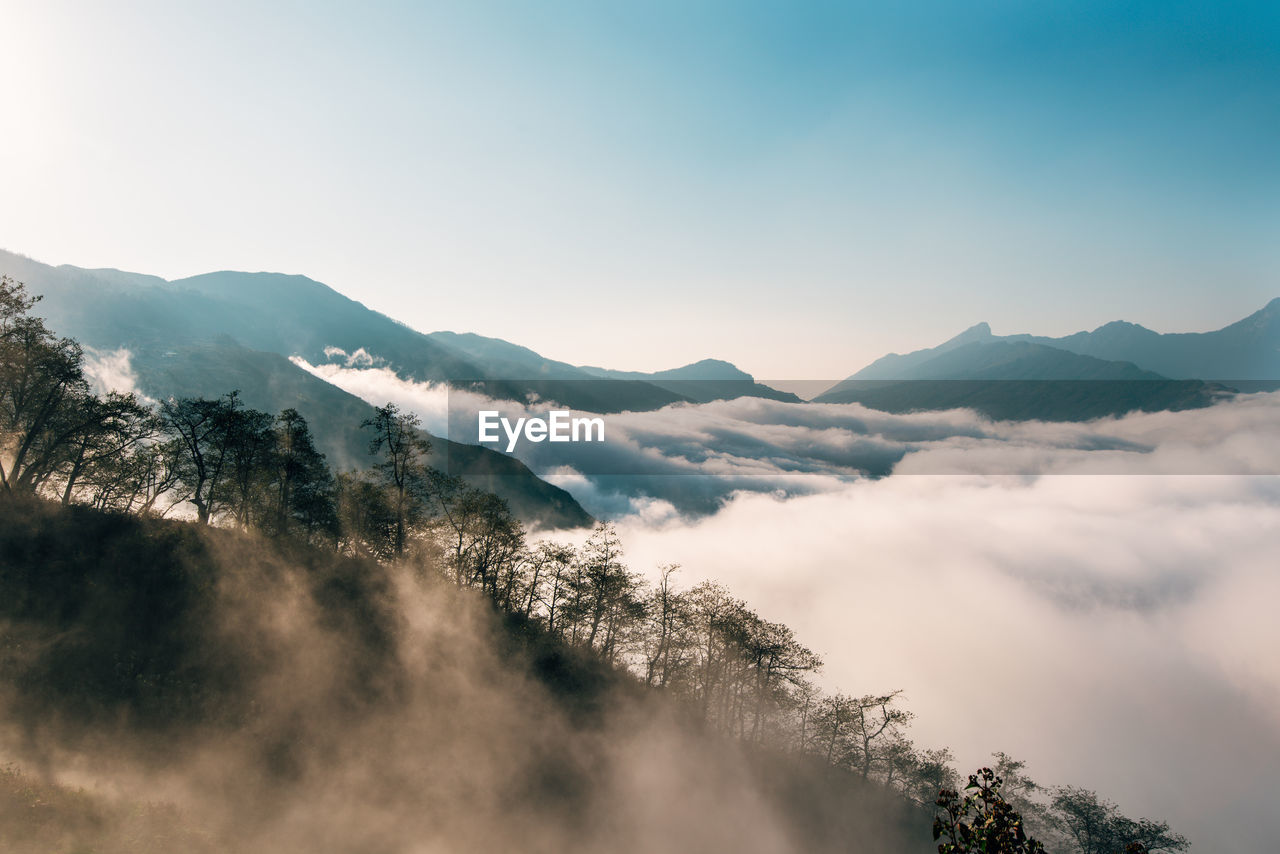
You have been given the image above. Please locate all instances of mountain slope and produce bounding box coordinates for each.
[845,322,1001,382]
[578,358,802,404]
[2,250,789,413]
[429,330,801,405]
[0,496,929,854]
[815,300,1280,420]
[0,251,589,527]
[130,337,591,528]
[1008,298,1280,381]
[844,299,1280,385]
[817,340,1222,420]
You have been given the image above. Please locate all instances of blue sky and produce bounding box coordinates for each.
[2,0,1277,377]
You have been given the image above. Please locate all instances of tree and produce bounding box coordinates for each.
[814,693,859,765]
[1050,786,1187,854]
[463,491,525,603]
[426,470,516,587]
[744,616,820,742]
[336,471,399,560]
[223,405,276,528]
[0,275,95,494]
[573,522,646,664]
[642,564,690,688]
[161,392,247,524]
[849,690,913,780]
[683,581,747,724]
[54,392,157,505]
[362,402,432,558]
[525,541,577,633]
[83,434,183,515]
[934,767,1047,854]
[266,408,337,543]
[893,744,959,808]
[990,753,1054,844]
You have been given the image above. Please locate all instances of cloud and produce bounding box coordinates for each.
[611,474,1280,854]
[82,346,156,405]
[289,356,1280,518]
[317,346,384,368]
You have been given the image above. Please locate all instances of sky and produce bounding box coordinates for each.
[2,0,1278,378]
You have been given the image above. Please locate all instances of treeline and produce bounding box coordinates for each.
[0,275,1186,853]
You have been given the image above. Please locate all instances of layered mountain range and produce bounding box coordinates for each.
[814,303,1278,420]
[3,247,1275,491]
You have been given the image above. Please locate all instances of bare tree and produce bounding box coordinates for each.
[362,402,432,558]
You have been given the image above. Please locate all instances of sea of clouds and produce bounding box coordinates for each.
[291,356,1280,853]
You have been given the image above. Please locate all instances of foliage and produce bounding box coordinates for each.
[1049,786,1188,854]
[934,767,1046,854]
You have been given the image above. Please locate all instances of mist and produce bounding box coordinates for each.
[294,355,1280,512]
[613,474,1280,853]
[0,500,919,853]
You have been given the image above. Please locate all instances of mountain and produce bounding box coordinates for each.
[845,300,1280,384]
[577,358,802,404]
[424,329,690,411]
[848,322,1002,382]
[0,251,590,528]
[429,331,800,405]
[1007,298,1280,382]
[0,249,791,413]
[817,339,1225,421]
[816,301,1279,420]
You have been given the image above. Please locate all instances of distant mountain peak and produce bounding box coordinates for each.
[940,321,993,347]
[1225,296,1280,336]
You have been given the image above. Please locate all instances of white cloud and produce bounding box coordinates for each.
[82,346,155,405]
[613,474,1280,854]
[289,355,1280,515]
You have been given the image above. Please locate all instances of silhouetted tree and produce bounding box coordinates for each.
[223,405,276,528]
[642,564,689,688]
[362,402,432,558]
[0,275,95,494]
[525,540,577,632]
[849,690,913,780]
[161,392,248,523]
[55,392,157,505]
[267,408,338,543]
[336,470,399,560]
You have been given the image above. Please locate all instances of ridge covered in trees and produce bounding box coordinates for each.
[0,275,1188,853]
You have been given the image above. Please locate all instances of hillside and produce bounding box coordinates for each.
[0,496,927,854]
